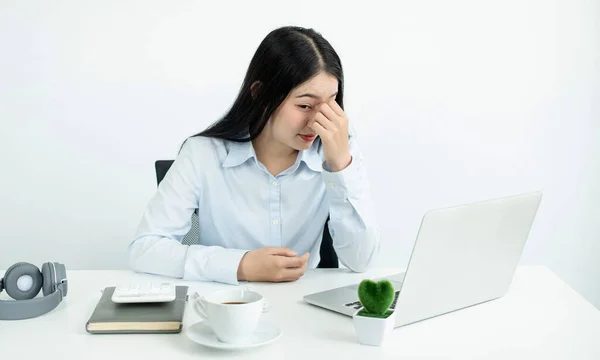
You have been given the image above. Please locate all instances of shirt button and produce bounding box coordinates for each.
[272,181,278,186]
[272,219,280,225]
[328,181,335,188]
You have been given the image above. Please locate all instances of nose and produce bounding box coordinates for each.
[303,116,312,128]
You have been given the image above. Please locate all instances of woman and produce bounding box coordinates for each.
[128,26,380,285]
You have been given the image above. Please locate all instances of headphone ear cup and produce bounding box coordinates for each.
[3,262,43,300]
[4,262,28,275]
[41,262,56,296]
[53,262,68,297]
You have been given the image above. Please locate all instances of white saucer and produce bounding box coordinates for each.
[186,319,282,350]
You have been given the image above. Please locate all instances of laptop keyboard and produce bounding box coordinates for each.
[345,290,400,311]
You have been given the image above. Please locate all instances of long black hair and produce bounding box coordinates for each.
[192,26,344,142]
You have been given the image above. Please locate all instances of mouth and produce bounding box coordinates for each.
[299,134,317,142]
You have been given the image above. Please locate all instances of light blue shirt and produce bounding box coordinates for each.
[128,133,380,285]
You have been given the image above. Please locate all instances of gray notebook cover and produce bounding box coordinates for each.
[86,285,188,334]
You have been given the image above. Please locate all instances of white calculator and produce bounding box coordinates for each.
[111,282,177,303]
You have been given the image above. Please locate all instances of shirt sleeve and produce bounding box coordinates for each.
[127,139,248,285]
[320,133,381,272]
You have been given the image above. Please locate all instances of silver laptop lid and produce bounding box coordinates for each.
[393,191,542,327]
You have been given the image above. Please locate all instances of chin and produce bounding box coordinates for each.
[293,136,315,150]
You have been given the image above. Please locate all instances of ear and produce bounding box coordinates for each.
[250,81,262,100]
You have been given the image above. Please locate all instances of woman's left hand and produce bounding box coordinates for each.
[309,100,352,172]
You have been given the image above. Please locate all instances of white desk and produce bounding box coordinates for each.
[1,266,599,359]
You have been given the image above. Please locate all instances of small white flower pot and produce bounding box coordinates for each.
[352,311,395,346]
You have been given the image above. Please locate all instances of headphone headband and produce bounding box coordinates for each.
[0,289,63,320]
[0,262,67,320]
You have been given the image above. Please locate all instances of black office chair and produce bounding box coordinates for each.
[155,160,339,268]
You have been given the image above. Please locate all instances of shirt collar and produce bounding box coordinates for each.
[299,141,324,172]
[222,139,324,172]
[222,140,256,168]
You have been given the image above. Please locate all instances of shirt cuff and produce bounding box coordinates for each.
[321,157,364,199]
[183,246,249,285]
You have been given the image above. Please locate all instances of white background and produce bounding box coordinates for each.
[1,1,598,308]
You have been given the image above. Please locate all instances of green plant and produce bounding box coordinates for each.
[356,279,395,318]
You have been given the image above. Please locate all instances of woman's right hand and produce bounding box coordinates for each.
[237,247,310,282]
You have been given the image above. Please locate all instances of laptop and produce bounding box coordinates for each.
[303,191,543,328]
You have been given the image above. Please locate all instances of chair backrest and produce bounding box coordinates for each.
[155,161,200,246]
[154,160,338,268]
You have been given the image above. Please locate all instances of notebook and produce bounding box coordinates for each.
[86,285,188,334]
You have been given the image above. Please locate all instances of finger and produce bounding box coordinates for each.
[279,266,307,282]
[319,103,340,125]
[313,112,334,131]
[278,255,305,269]
[297,259,309,276]
[299,252,310,264]
[287,253,310,268]
[328,99,345,117]
[309,119,328,138]
[268,247,297,257]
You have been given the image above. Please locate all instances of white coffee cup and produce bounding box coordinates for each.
[195,288,264,344]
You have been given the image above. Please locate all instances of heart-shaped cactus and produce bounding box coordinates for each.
[357,279,395,318]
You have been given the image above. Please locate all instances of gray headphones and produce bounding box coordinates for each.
[0,262,68,320]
